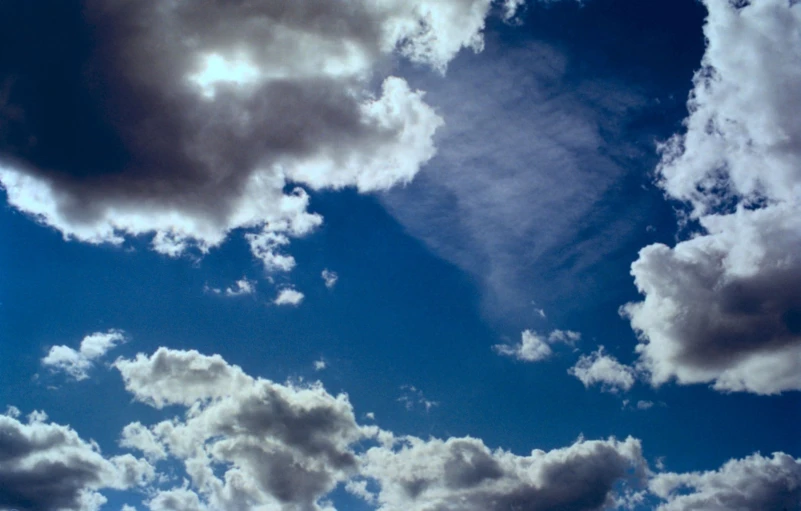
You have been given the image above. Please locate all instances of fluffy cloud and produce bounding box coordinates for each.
[650,452,801,511]
[0,0,516,269]
[275,288,305,306]
[0,408,152,511]
[568,347,636,393]
[114,348,365,510]
[109,347,653,511]
[494,328,581,362]
[41,330,125,380]
[625,0,801,394]
[359,435,646,511]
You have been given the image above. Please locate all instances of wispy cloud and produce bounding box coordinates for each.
[42,330,126,381]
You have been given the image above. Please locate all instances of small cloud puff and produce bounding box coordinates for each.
[568,346,636,393]
[274,288,304,306]
[321,269,339,289]
[42,330,126,381]
[494,329,581,362]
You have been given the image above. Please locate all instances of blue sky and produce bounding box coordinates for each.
[1,1,800,510]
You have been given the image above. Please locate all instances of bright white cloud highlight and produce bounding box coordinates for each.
[41,330,125,380]
[568,346,636,393]
[322,269,339,289]
[494,328,581,362]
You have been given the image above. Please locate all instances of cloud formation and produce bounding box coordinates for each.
[625,0,801,394]
[494,328,581,362]
[568,347,636,393]
[650,452,801,511]
[0,0,515,267]
[110,347,649,511]
[359,434,646,511]
[41,330,125,380]
[275,288,305,306]
[0,408,152,511]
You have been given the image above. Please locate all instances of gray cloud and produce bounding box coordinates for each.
[359,434,646,511]
[650,452,801,511]
[0,0,510,264]
[0,409,151,511]
[625,0,801,394]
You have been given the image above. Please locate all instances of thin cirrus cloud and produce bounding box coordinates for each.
[41,329,126,380]
[623,0,801,395]
[0,0,521,270]
[4,346,799,511]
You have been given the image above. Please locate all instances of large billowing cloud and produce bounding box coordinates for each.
[650,452,801,511]
[624,0,801,394]
[109,347,647,511]
[0,408,153,511]
[0,0,514,266]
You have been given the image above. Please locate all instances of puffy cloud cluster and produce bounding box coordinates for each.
[275,288,305,306]
[114,348,365,510]
[650,452,801,511]
[625,0,801,394]
[359,435,645,511]
[494,329,581,362]
[0,408,152,511]
[41,330,125,380]
[568,347,636,393]
[0,0,516,267]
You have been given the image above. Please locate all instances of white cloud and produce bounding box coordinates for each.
[397,385,438,412]
[322,269,339,289]
[113,347,366,511]
[625,0,801,395]
[0,408,153,511]
[0,0,520,272]
[494,328,581,362]
[314,359,327,371]
[568,346,636,393]
[360,435,646,511]
[205,278,256,297]
[42,330,125,380]
[274,288,305,306]
[650,452,801,511]
[636,400,654,411]
[494,330,553,362]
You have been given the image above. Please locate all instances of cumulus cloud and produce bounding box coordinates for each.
[624,0,801,394]
[568,346,636,393]
[0,408,152,511]
[0,0,518,271]
[322,269,339,289]
[274,288,305,306]
[205,278,255,297]
[41,329,125,380]
[113,348,365,511]
[650,452,801,511]
[494,328,581,362]
[359,434,646,511]
[104,347,652,510]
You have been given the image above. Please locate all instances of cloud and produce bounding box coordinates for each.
[359,434,646,511]
[382,39,648,318]
[0,408,152,511]
[650,452,801,511]
[636,400,654,411]
[568,346,636,393]
[205,277,255,297]
[314,359,327,371]
[41,329,125,380]
[274,288,305,306]
[625,0,801,394]
[113,348,365,511]
[0,0,518,269]
[494,328,581,362]
[397,385,438,413]
[322,269,339,289]
[107,347,649,510]
[494,330,552,362]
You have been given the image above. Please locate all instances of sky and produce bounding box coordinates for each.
[0,0,800,510]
